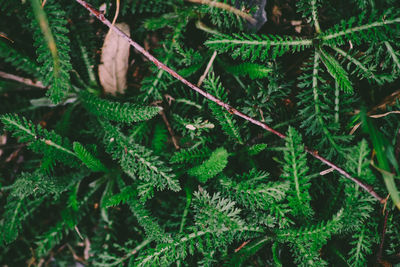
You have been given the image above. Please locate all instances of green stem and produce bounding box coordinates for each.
[384,41,400,72]
[311,0,321,34]
[179,186,193,233]
[334,81,339,124]
[272,242,282,267]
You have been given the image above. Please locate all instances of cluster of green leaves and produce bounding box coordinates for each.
[1,0,400,266]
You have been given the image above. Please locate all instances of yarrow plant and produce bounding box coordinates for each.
[0,0,400,265]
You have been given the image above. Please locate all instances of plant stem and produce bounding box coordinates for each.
[179,186,193,233]
[376,209,389,263]
[311,0,321,34]
[159,109,180,150]
[185,0,257,25]
[0,71,46,89]
[197,50,217,87]
[74,0,385,203]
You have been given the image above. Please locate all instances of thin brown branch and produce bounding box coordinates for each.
[0,71,46,89]
[160,109,180,150]
[75,0,384,203]
[105,0,120,40]
[234,240,250,253]
[185,0,257,25]
[0,33,14,43]
[197,50,217,87]
[376,209,389,264]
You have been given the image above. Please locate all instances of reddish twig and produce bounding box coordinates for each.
[75,0,384,203]
[234,240,250,253]
[376,209,389,264]
[185,0,257,25]
[0,71,46,89]
[159,109,180,150]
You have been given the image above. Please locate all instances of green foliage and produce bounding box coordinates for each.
[219,60,273,79]
[170,146,211,164]
[0,41,39,77]
[347,224,377,267]
[0,113,78,168]
[320,10,400,46]
[206,33,313,61]
[99,120,181,193]
[246,143,268,155]
[276,209,344,266]
[73,142,108,172]
[195,0,246,30]
[296,0,322,26]
[127,197,172,244]
[121,0,174,15]
[0,195,44,244]
[79,91,161,123]
[151,123,168,153]
[28,0,72,104]
[281,127,313,219]
[318,48,353,93]
[188,147,229,183]
[219,169,289,211]
[204,73,243,143]
[136,188,261,266]
[102,185,136,208]
[1,0,400,265]
[298,51,352,159]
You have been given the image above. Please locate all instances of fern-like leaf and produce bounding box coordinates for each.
[0,114,78,168]
[151,123,168,153]
[347,224,376,267]
[206,33,312,61]
[73,142,108,172]
[331,46,386,85]
[29,0,72,103]
[0,41,39,77]
[99,120,181,192]
[136,188,262,266]
[188,147,229,183]
[276,209,343,266]
[318,48,353,93]
[1,195,45,244]
[79,91,161,123]
[204,73,243,144]
[321,10,400,46]
[127,197,172,244]
[281,127,313,219]
[219,60,272,80]
[219,169,289,211]
[102,185,136,208]
[170,146,211,164]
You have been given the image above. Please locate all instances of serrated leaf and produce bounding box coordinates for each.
[188,147,229,183]
[319,48,353,93]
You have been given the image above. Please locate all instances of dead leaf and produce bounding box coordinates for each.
[271,5,282,24]
[0,134,6,157]
[98,23,130,95]
[291,20,302,33]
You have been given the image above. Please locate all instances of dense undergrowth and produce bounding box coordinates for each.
[1,0,400,266]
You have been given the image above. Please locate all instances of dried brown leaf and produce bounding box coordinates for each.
[0,134,6,157]
[98,23,130,95]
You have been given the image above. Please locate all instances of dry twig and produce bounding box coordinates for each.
[185,0,257,25]
[160,109,180,150]
[0,71,46,89]
[197,50,217,87]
